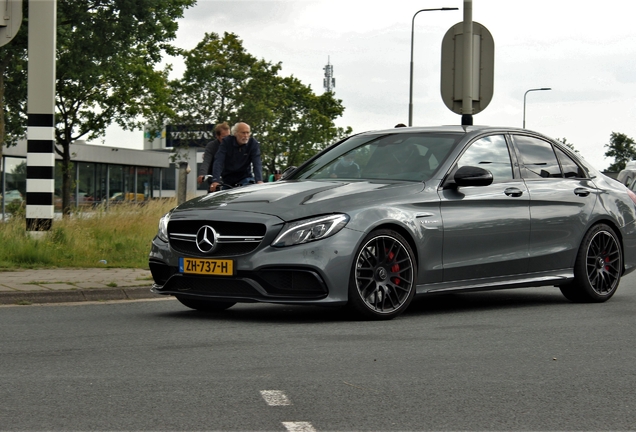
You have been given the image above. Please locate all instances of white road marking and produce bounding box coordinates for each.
[282,421,317,432]
[260,390,316,431]
[260,390,291,406]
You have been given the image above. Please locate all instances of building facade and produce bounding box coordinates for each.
[1,140,210,216]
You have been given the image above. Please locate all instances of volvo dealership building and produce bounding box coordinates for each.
[1,128,212,215]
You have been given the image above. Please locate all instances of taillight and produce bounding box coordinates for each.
[627,188,636,206]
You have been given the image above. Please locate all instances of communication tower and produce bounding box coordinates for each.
[323,56,335,93]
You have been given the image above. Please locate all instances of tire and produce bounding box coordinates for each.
[176,296,236,312]
[348,229,417,320]
[559,224,622,303]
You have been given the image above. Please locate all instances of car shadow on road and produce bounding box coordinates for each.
[405,287,569,316]
[154,287,571,323]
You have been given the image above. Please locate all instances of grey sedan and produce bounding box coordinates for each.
[149,126,636,320]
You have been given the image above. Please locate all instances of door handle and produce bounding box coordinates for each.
[574,187,591,197]
[504,187,523,197]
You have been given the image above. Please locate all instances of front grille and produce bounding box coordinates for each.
[165,276,260,297]
[168,220,267,257]
[156,269,328,301]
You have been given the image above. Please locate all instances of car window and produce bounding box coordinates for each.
[514,135,562,178]
[295,133,462,182]
[456,135,513,182]
[554,146,587,178]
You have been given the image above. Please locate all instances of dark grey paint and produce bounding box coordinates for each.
[149,126,636,310]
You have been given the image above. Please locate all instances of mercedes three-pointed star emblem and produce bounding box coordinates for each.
[196,225,218,253]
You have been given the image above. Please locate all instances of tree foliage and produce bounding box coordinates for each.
[1,0,195,216]
[604,132,636,172]
[170,32,351,175]
[0,0,29,158]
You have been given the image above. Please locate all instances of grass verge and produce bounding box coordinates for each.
[0,199,177,270]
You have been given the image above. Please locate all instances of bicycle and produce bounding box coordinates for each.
[202,175,255,191]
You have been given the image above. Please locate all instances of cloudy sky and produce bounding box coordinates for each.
[105,0,636,171]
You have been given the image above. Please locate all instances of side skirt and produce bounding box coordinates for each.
[416,270,574,295]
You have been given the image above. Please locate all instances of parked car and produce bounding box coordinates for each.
[109,192,145,202]
[1,190,23,203]
[149,126,636,320]
[617,161,636,187]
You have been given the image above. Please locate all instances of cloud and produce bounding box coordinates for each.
[107,0,636,171]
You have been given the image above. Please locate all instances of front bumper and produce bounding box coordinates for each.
[149,226,362,306]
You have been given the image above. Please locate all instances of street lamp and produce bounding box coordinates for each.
[409,7,458,127]
[523,87,551,129]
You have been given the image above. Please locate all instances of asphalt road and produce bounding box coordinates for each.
[2,275,636,431]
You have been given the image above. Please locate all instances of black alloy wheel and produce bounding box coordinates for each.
[560,224,622,302]
[176,296,236,312]
[348,229,416,320]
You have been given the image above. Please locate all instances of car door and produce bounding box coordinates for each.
[439,134,531,281]
[510,134,598,272]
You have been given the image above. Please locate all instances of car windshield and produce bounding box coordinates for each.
[291,132,463,182]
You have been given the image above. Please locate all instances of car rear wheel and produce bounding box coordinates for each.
[176,296,236,312]
[559,224,622,302]
[348,229,416,320]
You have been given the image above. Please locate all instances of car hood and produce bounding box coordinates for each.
[172,180,425,221]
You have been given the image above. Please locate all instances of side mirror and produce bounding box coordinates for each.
[454,166,493,187]
[280,166,297,180]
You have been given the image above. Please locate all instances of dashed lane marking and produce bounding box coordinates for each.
[260,390,291,406]
[260,390,317,431]
[282,421,317,432]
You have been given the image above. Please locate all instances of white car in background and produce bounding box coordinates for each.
[617,161,636,187]
[1,190,23,203]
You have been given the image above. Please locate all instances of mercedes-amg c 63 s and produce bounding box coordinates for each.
[149,126,636,320]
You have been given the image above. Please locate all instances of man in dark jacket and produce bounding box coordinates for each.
[210,122,263,191]
[197,122,231,193]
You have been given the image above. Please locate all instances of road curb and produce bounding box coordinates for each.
[0,286,158,305]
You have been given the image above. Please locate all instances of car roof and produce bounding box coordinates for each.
[358,125,536,136]
[354,125,561,145]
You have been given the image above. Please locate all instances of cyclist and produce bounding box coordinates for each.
[197,122,231,193]
[210,122,263,191]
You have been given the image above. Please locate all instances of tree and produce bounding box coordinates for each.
[170,32,258,127]
[604,132,636,172]
[2,0,195,216]
[0,1,29,161]
[237,73,352,173]
[171,32,351,175]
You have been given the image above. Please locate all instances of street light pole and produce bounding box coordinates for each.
[408,7,458,127]
[523,87,551,129]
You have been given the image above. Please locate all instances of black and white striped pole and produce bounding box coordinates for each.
[26,0,56,233]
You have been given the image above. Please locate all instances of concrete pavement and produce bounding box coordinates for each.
[0,268,159,305]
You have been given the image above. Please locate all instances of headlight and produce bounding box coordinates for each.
[157,210,172,242]
[272,214,349,247]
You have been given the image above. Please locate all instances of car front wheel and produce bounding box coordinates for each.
[176,296,236,312]
[348,229,417,320]
[559,224,622,302]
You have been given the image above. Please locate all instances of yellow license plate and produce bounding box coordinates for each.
[179,257,234,276]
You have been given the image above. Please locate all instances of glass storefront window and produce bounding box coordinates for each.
[1,157,27,208]
[3,154,167,211]
[109,165,124,202]
[163,163,176,190]
[54,161,64,211]
[152,168,162,197]
[77,162,96,207]
[137,167,153,200]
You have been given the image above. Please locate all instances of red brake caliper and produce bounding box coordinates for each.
[388,250,400,285]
